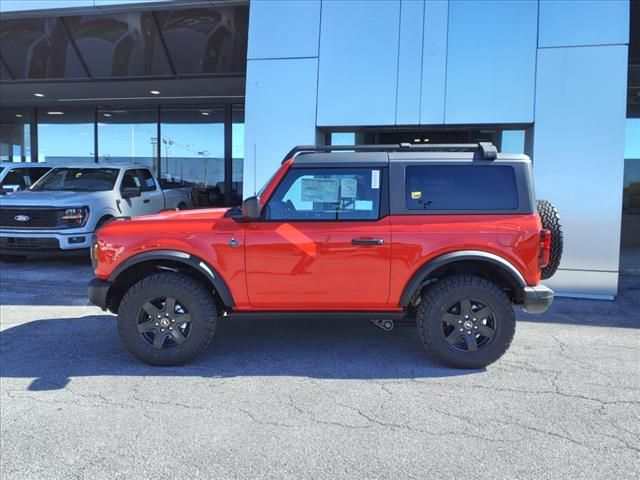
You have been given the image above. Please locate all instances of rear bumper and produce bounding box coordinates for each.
[521,284,554,313]
[88,278,111,311]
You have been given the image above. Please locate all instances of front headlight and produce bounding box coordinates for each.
[61,207,89,226]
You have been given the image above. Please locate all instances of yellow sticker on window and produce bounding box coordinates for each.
[411,191,422,199]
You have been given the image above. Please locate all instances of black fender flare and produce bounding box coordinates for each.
[398,250,527,307]
[109,250,235,307]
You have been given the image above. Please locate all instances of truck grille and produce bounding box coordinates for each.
[0,237,60,251]
[0,208,63,229]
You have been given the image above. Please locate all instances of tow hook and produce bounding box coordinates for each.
[371,319,394,331]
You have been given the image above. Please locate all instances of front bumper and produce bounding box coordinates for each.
[0,230,93,255]
[521,284,554,313]
[88,278,111,311]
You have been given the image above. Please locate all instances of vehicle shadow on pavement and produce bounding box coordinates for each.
[0,314,479,391]
[518,275,640,329]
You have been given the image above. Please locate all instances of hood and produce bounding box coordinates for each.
[0,189,110,207]
[100,207,232,236]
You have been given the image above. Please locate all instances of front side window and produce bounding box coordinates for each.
[137,169,157,191]
[405,165,518,211]
[32,168,118,192]
[121,170,142,190]
[266,168,381,221]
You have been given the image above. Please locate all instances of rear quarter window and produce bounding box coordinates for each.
[405,165,518,211]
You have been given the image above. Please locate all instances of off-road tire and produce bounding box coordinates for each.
[118,272,217,366]
[417,275,516,369]
[537,199,563,280]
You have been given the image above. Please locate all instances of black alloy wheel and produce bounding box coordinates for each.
[118,272,217,366]
[441,298,496,353]
[136,296,193,349]
[417,275,516,369]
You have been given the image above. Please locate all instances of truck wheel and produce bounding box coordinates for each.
[177,202,187,210]
[117,272,217,366]
[536,199,563,280]
[416,275,515,369]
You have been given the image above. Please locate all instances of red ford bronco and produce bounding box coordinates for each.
[88,143,562,369]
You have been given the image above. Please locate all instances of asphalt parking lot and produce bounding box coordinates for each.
[1,258,639,480]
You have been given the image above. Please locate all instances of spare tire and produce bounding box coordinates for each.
[537,199,563,280]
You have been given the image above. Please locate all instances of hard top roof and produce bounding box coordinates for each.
[286,143,530,167]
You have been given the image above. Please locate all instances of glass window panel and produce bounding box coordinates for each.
[405,165,518,211]
[232,105,244,204]
[625,118,640,160]
[0,108,31,162]
[267,168,380,221]
[63,13,172,77]
[37,108,94,165]
[0,18,88,79]
[98,109,157,168]
[330,132,355,146]
[501,130,525,154]
[156,6,248,75]
[160,107,224,206]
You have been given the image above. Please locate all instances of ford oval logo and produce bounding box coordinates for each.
[14,215,30,222]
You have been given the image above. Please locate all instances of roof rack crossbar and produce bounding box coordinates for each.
[282,142,497,163]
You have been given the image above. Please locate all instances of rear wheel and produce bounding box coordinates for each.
[117,272,217,366]
[417,275,515,369]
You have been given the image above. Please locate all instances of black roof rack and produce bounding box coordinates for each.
[282,142,498,163]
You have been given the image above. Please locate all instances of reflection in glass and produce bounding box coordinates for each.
[232,105,244,203]
[156,6,248,74]
[38,109,94,165]
[0,17,88,79]
[98,109,157,168]
[63,13,171,77]
[620,119,640,272]
[0,109,31,162]
[160,108,225,206]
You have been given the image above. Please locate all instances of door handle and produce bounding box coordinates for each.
[352,238,384,246]
[143,199,150,203]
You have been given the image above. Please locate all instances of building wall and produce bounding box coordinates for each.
[244,0,630,297]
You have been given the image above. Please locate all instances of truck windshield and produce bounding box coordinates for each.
[32,168,119,192]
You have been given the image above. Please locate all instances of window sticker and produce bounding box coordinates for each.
[355,200,373,211]
[145,177,155,188]
[411,191,422,199]
[340,178,357,198]
[371,169,380,189]
[301,178,339,203]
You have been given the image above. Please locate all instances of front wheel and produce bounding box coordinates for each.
[417,275,515,369]
[117,272,217,366]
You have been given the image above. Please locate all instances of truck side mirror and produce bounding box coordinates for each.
[241,196,261,220]
[121,186,142,199]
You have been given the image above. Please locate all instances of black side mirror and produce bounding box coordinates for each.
[241,196,261,220]
[121,186,142,199]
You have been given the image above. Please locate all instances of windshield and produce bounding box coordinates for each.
[32,168,119,192]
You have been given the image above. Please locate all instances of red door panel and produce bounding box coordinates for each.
[245,218,391,310]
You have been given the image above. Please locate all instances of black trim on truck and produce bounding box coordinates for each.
[521,285,554,313]
[88,278,111,311]
[398,250,528,307]
[108,250,235,307]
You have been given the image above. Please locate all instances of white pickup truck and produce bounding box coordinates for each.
[0,164,192,261]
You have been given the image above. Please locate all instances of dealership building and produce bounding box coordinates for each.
[0,0,638,299]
